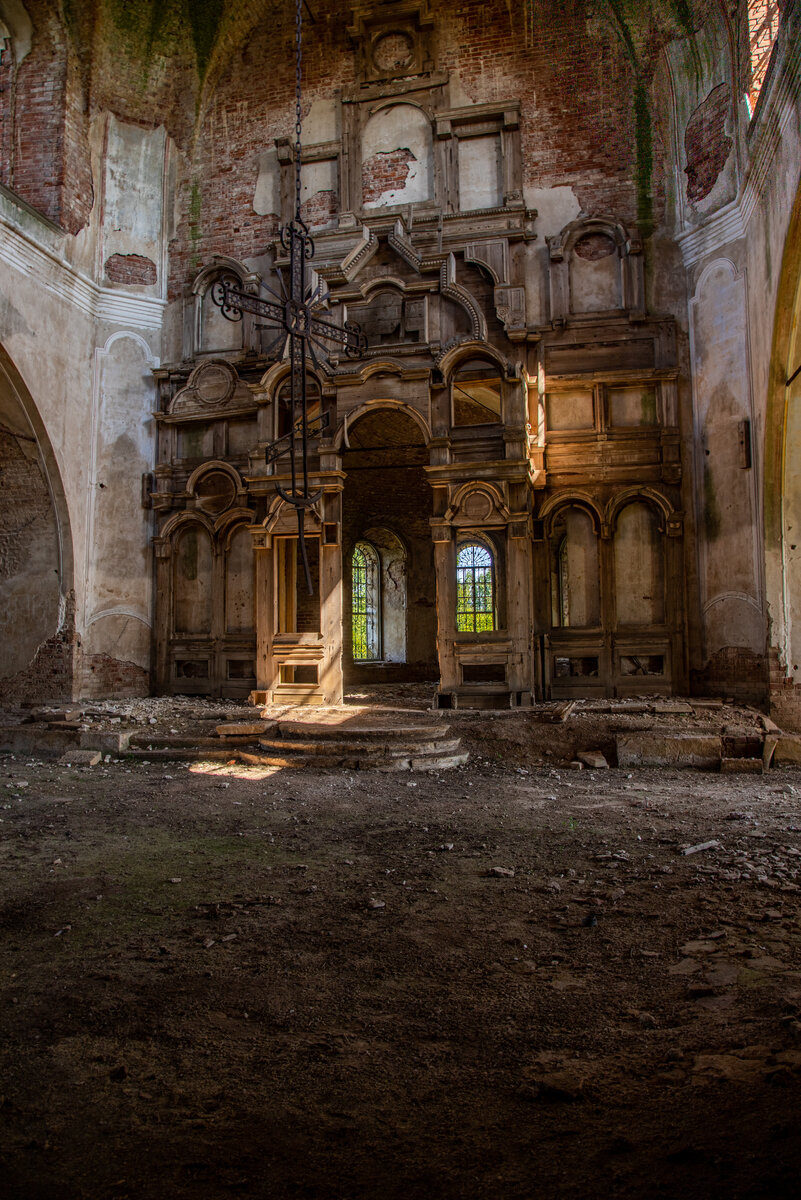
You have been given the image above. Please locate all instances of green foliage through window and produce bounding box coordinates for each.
[352,542,380,660]
[456,543,495,633]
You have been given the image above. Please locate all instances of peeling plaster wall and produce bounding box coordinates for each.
[0,123,164,695]
[659,2,801,705]
[362,104,433,209]
[80,332,156,696]
[0,360,64,684]
[101,117,166,291]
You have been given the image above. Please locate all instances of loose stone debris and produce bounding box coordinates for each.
[3,718,801,1199]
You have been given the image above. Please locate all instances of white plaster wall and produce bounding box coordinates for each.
[253,148,280,217]
[743,78,801,671]
[82,332,157,673]
[0,168,163,694]
[458,135,502,210]
[362,104,433,208]
[101,117,166,289]
[689,258,762,656]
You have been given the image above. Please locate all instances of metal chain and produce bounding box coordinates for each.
[294,0,303,221]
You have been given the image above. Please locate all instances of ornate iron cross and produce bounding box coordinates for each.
[211,0,365,593]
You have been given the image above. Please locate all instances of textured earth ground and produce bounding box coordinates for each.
[3,696,801,1198]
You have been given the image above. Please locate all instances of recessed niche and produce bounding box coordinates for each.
[195,470,237,515]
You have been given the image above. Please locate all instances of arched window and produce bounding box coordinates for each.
[456,543,495,633]
[352,542,381,661]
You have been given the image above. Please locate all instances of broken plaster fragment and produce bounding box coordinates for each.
[681,840,721,856]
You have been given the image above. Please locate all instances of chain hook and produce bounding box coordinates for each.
[295,0,303,223]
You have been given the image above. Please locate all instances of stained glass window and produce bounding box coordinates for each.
[456,543,495,633]
[352,542,380,660]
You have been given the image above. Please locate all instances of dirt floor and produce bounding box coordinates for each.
[3,697,801,1198]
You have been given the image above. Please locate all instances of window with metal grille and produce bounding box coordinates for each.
[747,0,780,112]
[352,541,381,660]
[456,543,495,633]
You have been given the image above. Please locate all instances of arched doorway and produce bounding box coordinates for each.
[0,345,74,699]
[342,406,437,684]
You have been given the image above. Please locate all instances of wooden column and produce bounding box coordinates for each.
[252,530,274,700]
[433,529,458,692]
[153,538,172,693]
[320,528,344,705]
[505,527,532,696]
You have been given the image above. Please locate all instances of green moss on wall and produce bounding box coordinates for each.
[186,0,224,79]
[189,179,202,270]
[633,79,654,234]
[106,0,222,79]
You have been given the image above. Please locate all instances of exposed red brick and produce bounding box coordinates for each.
[362,148,416,206]
[299,188,338,230]
[0,592,78,703]
[105,253,158,286]
[574,232,617,261]
[80,653,149,699]
[684,83,733,203]
[691,646,768,706]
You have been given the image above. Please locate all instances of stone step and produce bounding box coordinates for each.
[129,733,259,750]
[617,733,722,769]
[274,720,451,742]
[258,736,462,758]
[239,749,469,772]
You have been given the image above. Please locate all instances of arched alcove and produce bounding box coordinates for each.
[614,501,665,627]
[173,523,214,635]
[192,264,247,356]
[361,103,433,209]
[342,405,435,683]
[550,505,601,628]
[0,345,74,699]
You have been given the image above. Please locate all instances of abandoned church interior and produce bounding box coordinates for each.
[5,3,801,1197]
[0,0,799,720]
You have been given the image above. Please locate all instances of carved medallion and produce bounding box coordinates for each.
[195,470,237,515]
[195,362,235,405]
[462,490,493,521]
[373,31,414,72]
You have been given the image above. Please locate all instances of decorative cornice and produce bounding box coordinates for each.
[0,192,166,332]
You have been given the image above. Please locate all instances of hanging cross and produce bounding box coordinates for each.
[210,0,365,593]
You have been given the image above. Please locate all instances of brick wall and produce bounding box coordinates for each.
[12,27,66,224]
[1,592,78,703]
[79,652,149,699]
[2,1,691,273]
[166,0,676,299]
[105,253,158,285]
[690,645,769,706]
[0,47,12,187]
[362,148,416,206]
[684,83,732,203]
[5,14,92,234]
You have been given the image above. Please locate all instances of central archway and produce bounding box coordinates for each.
[0,345,74,699]
[342,405,437,684]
